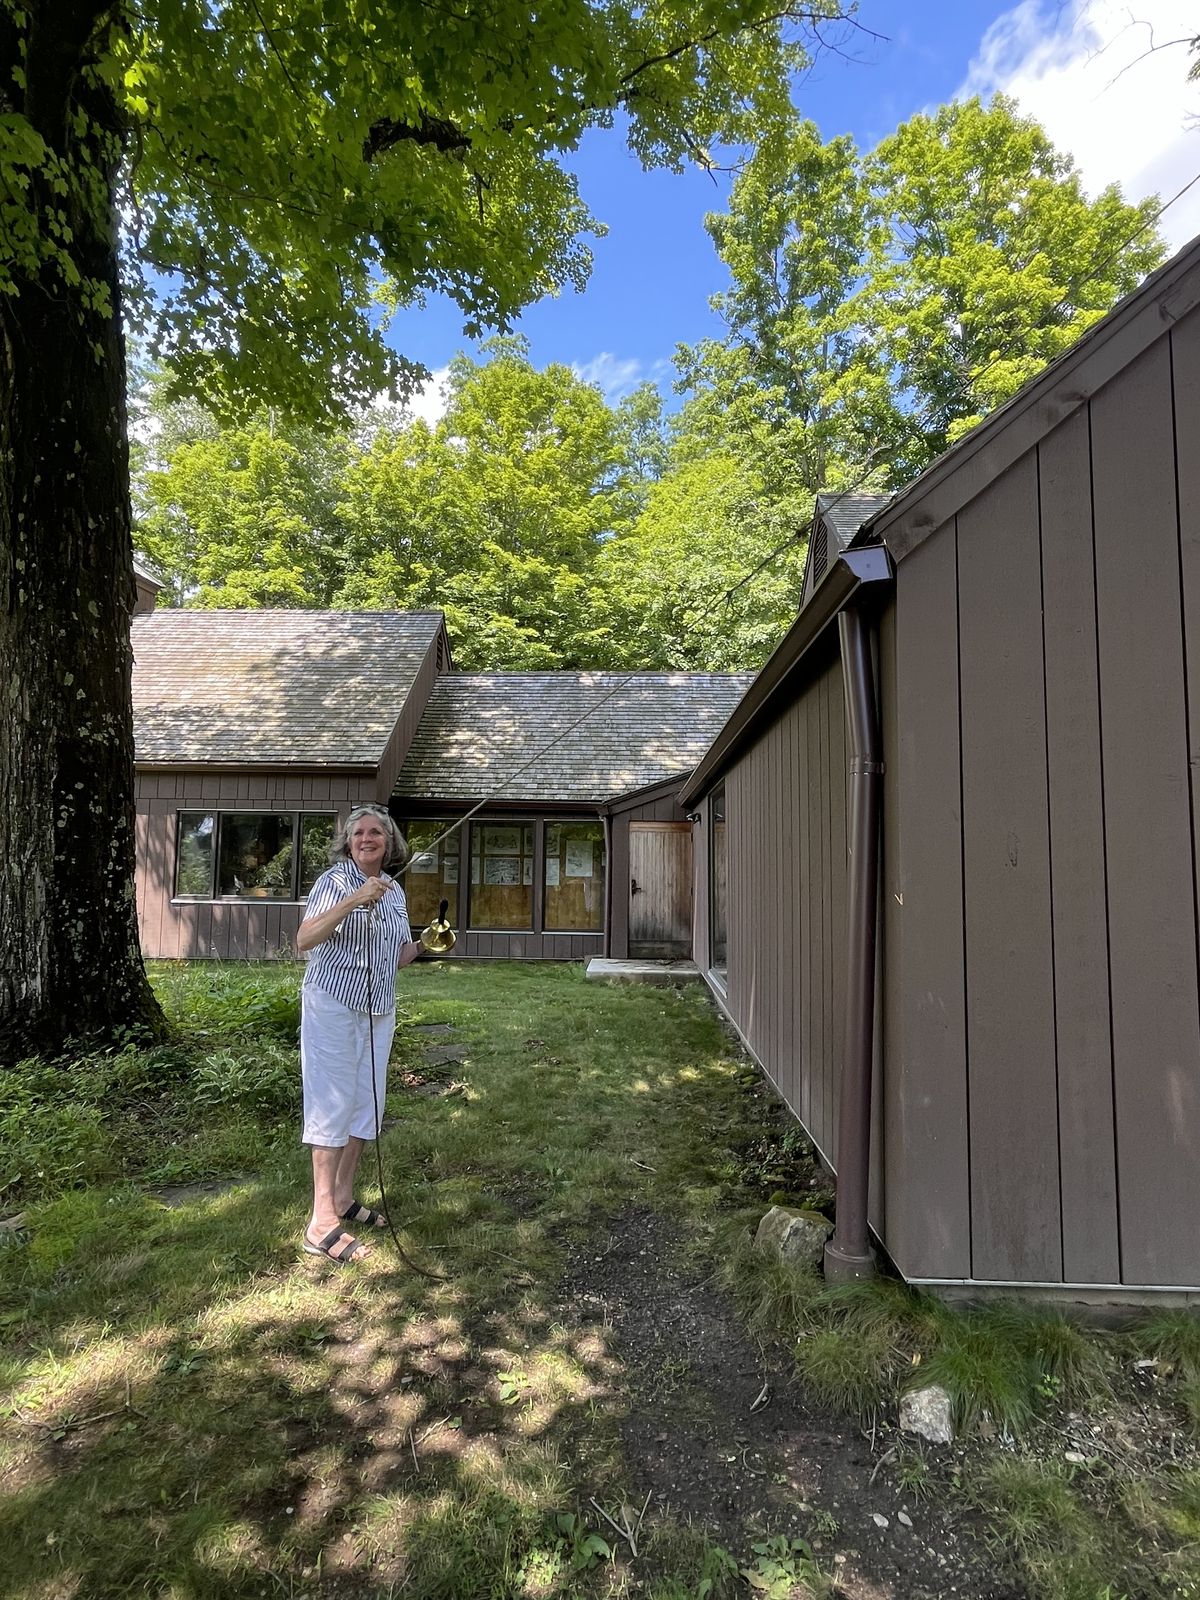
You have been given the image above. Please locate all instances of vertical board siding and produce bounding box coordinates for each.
[958,456,1062,1282]
[1174,310,1200,1095]
[1093,339,1200,1286]
[1038,409,1121,1283]
[806,677,822,1134]
[829,664,847,1148]
[785,705,801,1113]
[720,645,846,1165]
[892,530,971,1279]
[798,692,812,1131]
[693,797,710,975]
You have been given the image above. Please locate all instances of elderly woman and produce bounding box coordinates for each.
[296,803,423,1263]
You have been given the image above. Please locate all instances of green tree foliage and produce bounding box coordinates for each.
[134,338,650,666]
[133,335,811,672]
[596,448,809,669]
[680,94,1168,490]
[335,335,635,667]
[866,95,1166,462]
[136,417,348,608]
[108,0,829,425]
[677,115,892,495]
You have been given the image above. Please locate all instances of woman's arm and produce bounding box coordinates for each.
[296,877,390,953]
[397,939,423,969]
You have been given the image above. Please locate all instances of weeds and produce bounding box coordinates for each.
[971,1457,1117,1600]
[741,1533,828,1598]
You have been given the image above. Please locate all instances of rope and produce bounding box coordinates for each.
[363,902,448,1281]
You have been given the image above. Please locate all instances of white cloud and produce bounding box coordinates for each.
[961,0,1200,250]
[406,365,452,426]
[573,352,671,402]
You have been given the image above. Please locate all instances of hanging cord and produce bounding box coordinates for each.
[363,897,449,1281]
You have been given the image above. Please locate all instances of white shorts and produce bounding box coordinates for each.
[300,985,396,1147]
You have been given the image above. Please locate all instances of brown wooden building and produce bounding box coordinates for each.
[132,609,451,958]
[393,671,749,962]
[131,611,748,963]
[681,236,1200,1304]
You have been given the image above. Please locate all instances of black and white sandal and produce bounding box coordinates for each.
[303,1227,368,1263]
[341,1201,387,1229]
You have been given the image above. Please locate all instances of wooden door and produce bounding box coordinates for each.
[629,823,692,958]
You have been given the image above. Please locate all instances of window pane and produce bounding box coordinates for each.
[710,788,728,978]
[469,822,534,929]
[402,819,460,929]
[299,815,335,895]
[217,813,295,898]
[176,813,215,897]
[544,821,605,931]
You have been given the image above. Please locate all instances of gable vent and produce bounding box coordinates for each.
[811,520,829,588]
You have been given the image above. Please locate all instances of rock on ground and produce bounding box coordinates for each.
[754,1204,834,1270]
[900,1385,955,1445]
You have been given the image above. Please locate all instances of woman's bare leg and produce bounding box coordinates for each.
[307,1144,369,1258]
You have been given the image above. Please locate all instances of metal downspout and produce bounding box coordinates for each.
[824,603,883,1284]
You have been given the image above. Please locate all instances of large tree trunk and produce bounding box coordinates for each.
[0,2,164,1062]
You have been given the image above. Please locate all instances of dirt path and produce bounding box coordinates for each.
[559,1210,1021,1600]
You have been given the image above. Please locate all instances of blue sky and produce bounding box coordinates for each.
[387,0,1200,415]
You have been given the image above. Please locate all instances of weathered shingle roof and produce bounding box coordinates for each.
[132,610,443,766]
[815,492,891,550]
[396,672,755,803]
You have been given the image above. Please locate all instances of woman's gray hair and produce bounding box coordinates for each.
[330,804,410,875]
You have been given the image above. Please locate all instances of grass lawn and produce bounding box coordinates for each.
[2,962,1200,1599]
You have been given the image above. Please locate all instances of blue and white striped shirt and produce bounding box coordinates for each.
[301,861,412,1015]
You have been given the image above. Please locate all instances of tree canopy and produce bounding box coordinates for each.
[2,0,855,1057]
[677,94,1167,488]
[17,0,840,421]
[132,91,1172,680]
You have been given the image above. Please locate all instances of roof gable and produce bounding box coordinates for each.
[132,610,444,767]
[801,493,891,603]
[859,233,1200,563]
[396,672,755,803]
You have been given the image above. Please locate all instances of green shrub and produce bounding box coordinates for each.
[150,962,300,1039]
[189,1041,297,1117]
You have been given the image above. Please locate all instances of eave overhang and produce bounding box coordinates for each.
[678,546,893,807]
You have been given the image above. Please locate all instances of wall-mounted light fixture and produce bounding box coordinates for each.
[685,811,701,823]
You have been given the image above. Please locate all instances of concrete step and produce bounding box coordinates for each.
[585,958,702,985]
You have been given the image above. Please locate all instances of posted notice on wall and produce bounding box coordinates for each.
[565,840,593,877]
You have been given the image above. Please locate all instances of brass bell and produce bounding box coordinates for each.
[419,897,457,955]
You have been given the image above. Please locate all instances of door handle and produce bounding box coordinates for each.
[631,877,641,895]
